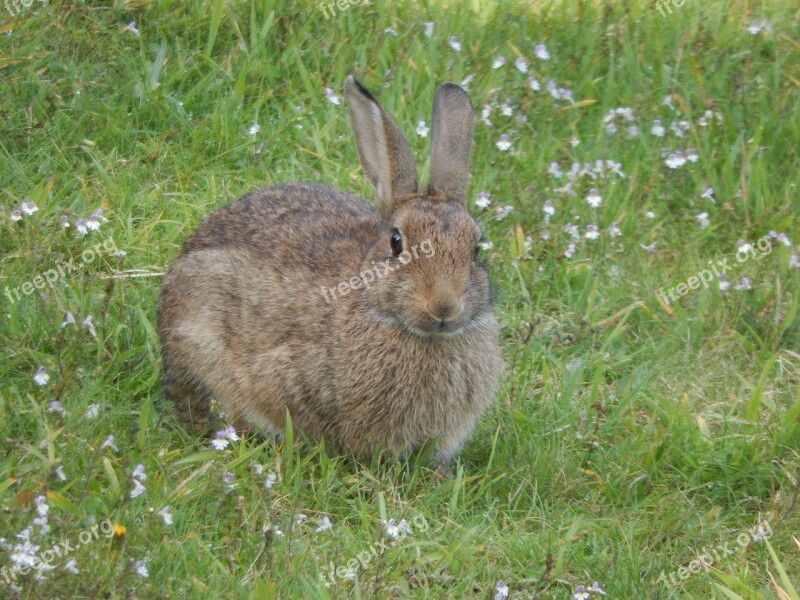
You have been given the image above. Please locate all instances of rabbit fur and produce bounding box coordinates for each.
[157,76,503,465]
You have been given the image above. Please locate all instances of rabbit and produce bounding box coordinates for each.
[156,76,503,467]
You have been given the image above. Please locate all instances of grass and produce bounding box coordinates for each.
[1,0,799,597]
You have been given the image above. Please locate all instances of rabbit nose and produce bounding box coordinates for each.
[428,297,462,322]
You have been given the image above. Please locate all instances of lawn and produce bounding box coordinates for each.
[1,0,799,598]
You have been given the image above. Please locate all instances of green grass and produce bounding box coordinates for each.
[1,0,799,598]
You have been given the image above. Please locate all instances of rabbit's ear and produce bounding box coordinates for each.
[428,83,475,201]
[344,76,418,220]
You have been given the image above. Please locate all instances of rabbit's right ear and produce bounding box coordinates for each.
[345,76,418,221]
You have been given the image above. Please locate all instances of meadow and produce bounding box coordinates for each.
[1,0,799,597]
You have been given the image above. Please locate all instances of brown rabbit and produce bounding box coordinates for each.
[156,76,503,466]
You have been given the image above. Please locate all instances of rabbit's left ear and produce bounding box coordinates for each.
[345,76,418,221]
[428,83,475,202]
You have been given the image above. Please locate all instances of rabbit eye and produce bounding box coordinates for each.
[390,228,403,256]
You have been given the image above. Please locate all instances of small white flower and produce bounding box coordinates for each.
[590,581,607,596]
[776,233,791,246]
[626,125,638,139]
[495,580,509,599]
[534,43,549,60]
[460,74,474,89]
[492,56,506,69]
[158,506,173,525]
[295,514,307,525]
[416,121,429,138]
[316,516,333,532]
[574,585,590,600]
[480,240,494,251]
[570,136,580,147]
[248,123,261,136]
[382,518,410,538]
[640,242,657,254]
[686,148,699,162]
[64,559,79,574]
[211,438,229,451]
[585,224,599,240]
[85,215,101,231]
[543,200,555,217]
[514,57,528,73]
[500,102,513,117]
[528,76,540,92]
[645,211,655,219]
[586,189,602,208]
[696,212,710,229]
[423,22,434,38]
[125,21,140,37]
[496,134,511,151]
[495,205,514,220]
[84,403,99,419]
[448,35,461,52]
[60,215,69,228]
[131,464,147,482]
[718,275,730,291]
[665,150,686,169]
[789,254,799,269]
[480,104,492,126]
[101,435,118,452]
[55,465,66,481]
[747,19,771,35]
[564,223,580,240]
[324,88,340,106]
[650,120,665,137]
[609,222,621,238]
[10,209,22,222]
[264,470,277,489]
[737,239,753,254]
[134,560,149,578]
[34,366,50,386]
[83,315,96,337]
[475,192,491,209]
[564,243,576,259]
[21,201,38,215]
[130,479,146,499]
[701,187,715,203]
[735,277,752,291]
[35,495,49,517]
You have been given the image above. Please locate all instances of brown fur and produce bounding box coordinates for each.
[156,77,503,464]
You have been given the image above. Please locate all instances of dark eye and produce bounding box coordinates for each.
[390,228,403,256]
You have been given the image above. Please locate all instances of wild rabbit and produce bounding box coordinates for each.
[157,76,503,466]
